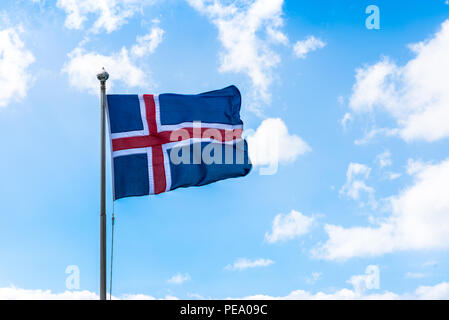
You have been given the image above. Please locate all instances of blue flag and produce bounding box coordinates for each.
[107,86,252,200]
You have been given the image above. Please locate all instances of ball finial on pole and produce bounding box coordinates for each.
[97,67,109,83]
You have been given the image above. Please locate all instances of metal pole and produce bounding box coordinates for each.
[97,68,109,300]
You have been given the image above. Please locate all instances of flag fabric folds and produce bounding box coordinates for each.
[106,85,252,200]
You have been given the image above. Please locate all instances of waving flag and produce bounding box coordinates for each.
[107,86,252,200]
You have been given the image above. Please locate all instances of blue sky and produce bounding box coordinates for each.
[1,0,449,299]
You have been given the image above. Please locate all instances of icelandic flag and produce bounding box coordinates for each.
[107,85,252,200]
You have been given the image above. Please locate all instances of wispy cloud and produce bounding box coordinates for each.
[339,162,376,208]
[405,272,427,279]
[347,265,380,294]
[225,258,274,271]
[62,23,164,94]
[167,273,191,285]
[376,150,392,168]
[306,272,322,285]
[62,46,148,94]
[293,36,326,59]
[187,0,287,112]
[131,26,164,58]
[0,26,35,107]
[56,0,153,34]
[3,278,449,300]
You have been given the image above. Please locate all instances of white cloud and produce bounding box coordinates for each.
[376,150,392,168]
[62,47,147,94]
[405,272,427,279]
[340,112,352,129]
[0,26,35,107]
[187,0,287,111]
[0,286,99,300]
[187,292,207,299]
[121,293,178,300]
[232,266,448,300]
[315,157,449,260]
[266,26,289,45]
[246,118,310,173]
[231,266,444,300]
[406,158,429,175]
[237,288,397,300]
[413,282,449,299]
[0,285,179,300]
[354,127,398,145]
[3,281,449,300]
[339,163,376,207]
[293,36,326,59]
[423,260,438,268]
[62,18,164,94]
[349,58,396,114]
[349,19,449,142]
[305,272,322,285]
[265,210,315,243]
[131,27,164,58]
[387,172,401,180]
[237,282,449,300]
[56,0,151,34]
[167,273,191,285]
[347,265,380,294]
[225,258,274,271]
[118,294,152,300]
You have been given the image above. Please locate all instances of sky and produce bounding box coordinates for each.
[1,0,449,300]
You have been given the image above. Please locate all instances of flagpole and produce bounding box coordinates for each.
[97,68,109,301]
